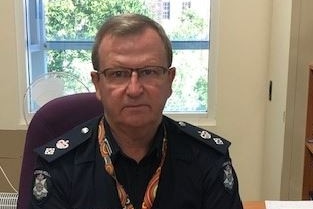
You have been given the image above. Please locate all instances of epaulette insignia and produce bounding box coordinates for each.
[176,121,231,154]
[34,124,93,163]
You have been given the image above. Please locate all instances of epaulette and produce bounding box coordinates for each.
[174,120,231,155]
[34,118,98,163]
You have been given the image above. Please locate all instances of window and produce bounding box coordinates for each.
[25,0,213,122]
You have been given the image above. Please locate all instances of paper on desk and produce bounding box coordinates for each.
[265,200,313,209]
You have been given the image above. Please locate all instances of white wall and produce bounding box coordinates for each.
[263,0,292,200]
[209,0,271,200]
[1,0,312,201]
[0,0,24,129]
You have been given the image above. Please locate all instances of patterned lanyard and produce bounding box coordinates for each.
[97,119,167,209]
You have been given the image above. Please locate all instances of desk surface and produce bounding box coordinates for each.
[243,201,265,209]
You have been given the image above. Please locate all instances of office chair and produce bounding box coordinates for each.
[17,92,103,209]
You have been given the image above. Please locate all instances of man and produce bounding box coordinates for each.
[30,14,243,209]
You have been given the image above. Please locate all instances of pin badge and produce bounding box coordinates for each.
[44,148,55,155]
[199,130,211,139]
[213,137,224,145]
[56,139,69,149]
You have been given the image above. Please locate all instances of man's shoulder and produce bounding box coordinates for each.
[34,116,101,163]
[164,116,231,155]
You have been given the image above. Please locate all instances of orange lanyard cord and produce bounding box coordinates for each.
[98,119,167,209]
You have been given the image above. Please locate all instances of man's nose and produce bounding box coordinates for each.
[125,73,144,97]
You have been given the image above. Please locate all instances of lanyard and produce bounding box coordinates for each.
[98,119,167,209]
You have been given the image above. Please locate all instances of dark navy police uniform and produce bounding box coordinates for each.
[30,116,243,209]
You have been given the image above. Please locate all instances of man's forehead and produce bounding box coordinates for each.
[99,28,164,53]
[103,27,159,41]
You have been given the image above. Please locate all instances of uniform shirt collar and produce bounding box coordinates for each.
[103,117,164,163]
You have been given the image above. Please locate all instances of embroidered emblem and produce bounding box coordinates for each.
[32,170,50,201]
[223,164,234,191]
[213,137,224,145]
[198,130,211,139]
[56,139,69,149]
[44,148,55,155]
[81,127,89,134]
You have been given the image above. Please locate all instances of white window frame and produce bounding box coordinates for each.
[16,0,219,129]
[16,0,30,129]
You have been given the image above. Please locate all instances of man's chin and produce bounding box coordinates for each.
[124,117,152,127]
[122,115,161,128]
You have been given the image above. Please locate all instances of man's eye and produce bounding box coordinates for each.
[108,70,129,78]
[140,68,159,76]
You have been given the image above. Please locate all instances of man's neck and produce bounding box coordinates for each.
[109,122,160,163]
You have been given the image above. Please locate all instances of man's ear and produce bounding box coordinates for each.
[169,67,176,82]
[90,71,101,101]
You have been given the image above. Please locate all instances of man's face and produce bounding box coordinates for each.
[91,28,175,129]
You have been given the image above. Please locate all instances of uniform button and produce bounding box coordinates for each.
[81,127,89,134]
[178,121,186,126]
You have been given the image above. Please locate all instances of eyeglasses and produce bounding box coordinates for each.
[98,66,172,85]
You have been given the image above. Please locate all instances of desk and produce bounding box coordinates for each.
[243,201,265,209]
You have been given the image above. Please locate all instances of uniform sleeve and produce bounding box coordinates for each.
[29,157,71,209]
[202,159,243,209]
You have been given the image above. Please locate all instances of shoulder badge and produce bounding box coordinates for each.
[32,169,51,203]
[34,118,99,163]
[175,120,231,155]
[223,161,235,192]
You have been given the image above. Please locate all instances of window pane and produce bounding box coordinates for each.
[47,49,94,91]
[44,0,151,41]
[165,49,208,112]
